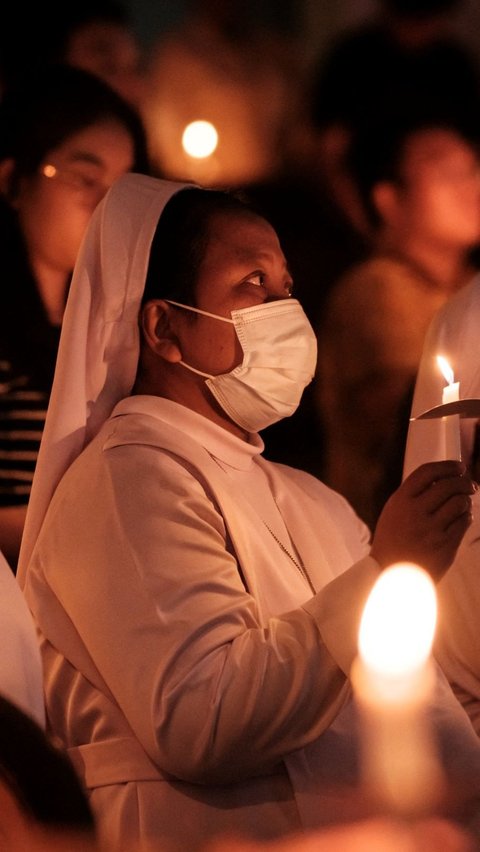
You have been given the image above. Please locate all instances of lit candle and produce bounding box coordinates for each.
[351,563,445,817]
[436,355,461,460]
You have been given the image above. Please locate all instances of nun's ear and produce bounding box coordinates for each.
[139,300,182,363]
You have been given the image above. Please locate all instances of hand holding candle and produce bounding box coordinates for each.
[371,461,474,582]
[437,356,462,461]
[351,563,445,818]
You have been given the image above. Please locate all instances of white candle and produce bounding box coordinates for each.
[436,356,461,460]
[351,563,444,817]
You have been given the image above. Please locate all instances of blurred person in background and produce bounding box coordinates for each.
[307,0,480,236]
[403,274,480,738]
[0,0,146,109]
[0,63,149,569]
[315,110,480,532]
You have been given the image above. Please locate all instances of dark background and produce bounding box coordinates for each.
[124,0,480,77]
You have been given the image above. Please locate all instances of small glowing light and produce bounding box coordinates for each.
[437,355,454,386]
[42,164,57,178]
[359,563,437,680]
[182,121,218,159]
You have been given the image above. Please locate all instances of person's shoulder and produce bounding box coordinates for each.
[322,254,400,313]
[343,253,442,296]
[101,410,208,476]
[265,458,352,507]
[103,408,175,448]
[267,458,371,536]
[450,273,480,309]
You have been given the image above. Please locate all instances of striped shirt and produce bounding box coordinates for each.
[0,360,50,505]
[0,203,62,505]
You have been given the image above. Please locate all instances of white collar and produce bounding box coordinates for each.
[112,395,264,472]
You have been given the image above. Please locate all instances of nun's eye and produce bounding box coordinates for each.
[245,273,265,287]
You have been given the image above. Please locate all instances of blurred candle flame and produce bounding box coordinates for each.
[353,563,443,816]
[359,563,437,685]
[182,121,218,159]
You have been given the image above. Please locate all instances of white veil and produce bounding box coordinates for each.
[17,173,188,584]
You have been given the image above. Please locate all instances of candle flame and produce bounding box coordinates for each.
[359,563,437,679]
[437,355,454,386]
[182,121,218,159]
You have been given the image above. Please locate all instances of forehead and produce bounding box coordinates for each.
[201,211,285,268]
[48,120,135,167]
[401,128,476,172]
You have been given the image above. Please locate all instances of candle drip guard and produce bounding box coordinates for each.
[412,399,480,420]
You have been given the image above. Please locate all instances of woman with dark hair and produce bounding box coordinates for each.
[0,63,150,568]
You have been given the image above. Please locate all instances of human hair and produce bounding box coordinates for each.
[0,63,149,194]
[347,110,480,229]
[143,186,264,307]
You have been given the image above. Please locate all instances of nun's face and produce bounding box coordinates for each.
[137,209,295,437]
[170,211,293,377]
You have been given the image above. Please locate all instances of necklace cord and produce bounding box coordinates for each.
[262,520,316,595]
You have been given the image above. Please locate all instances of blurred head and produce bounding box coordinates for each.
[349,113,480,249]
[0,64,149,283]
[50,0,145,106]
[1,1,144,107]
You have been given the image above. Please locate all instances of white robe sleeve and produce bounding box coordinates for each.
[0,553,44,727]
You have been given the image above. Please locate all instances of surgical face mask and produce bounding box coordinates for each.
[165,298,318,432]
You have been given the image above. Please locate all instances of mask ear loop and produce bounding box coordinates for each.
[165,300,234,324]
[178,361,214,379]
[164,300,235,379]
